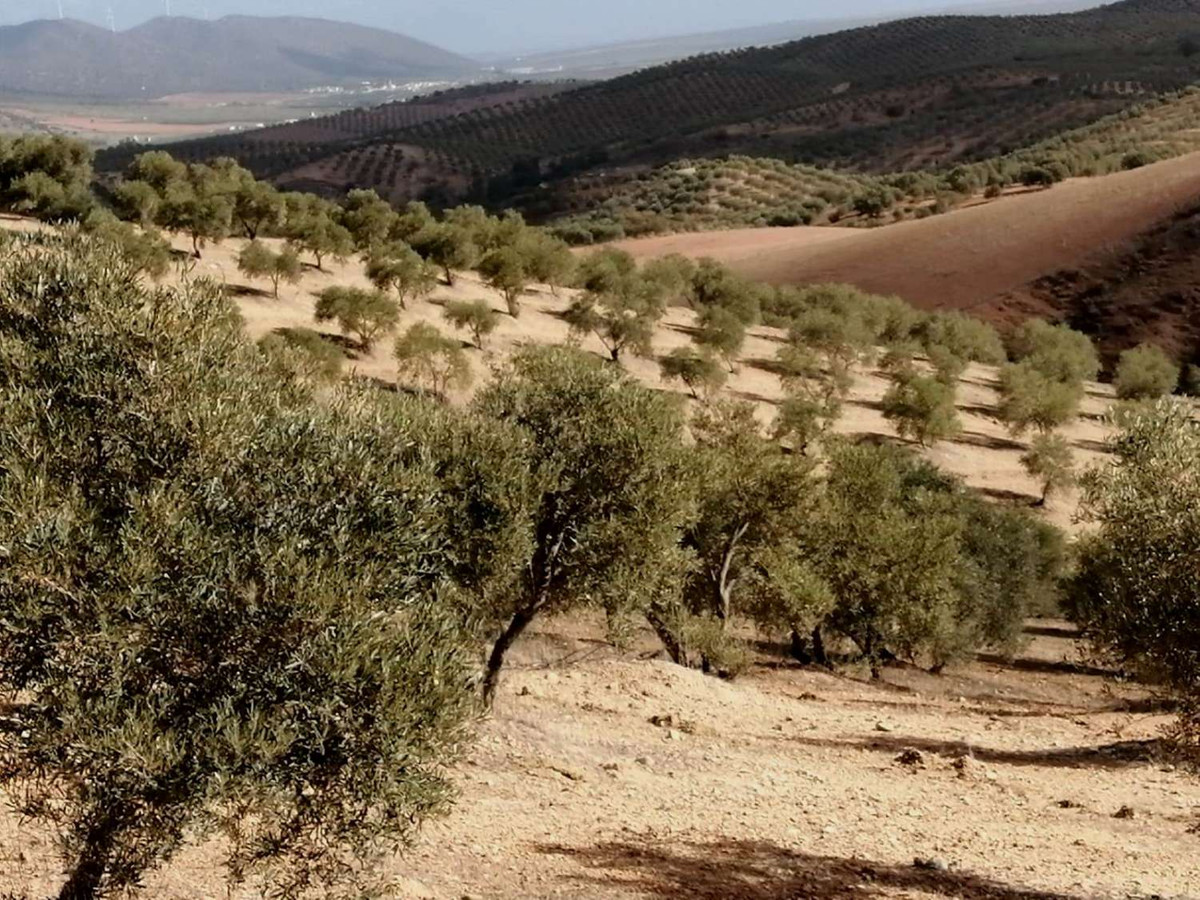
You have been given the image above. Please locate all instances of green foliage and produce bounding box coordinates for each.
[1021,432,1076,505]
[809,443,1058,673]
[394,322,474,395]
[155,161,237,258]
[919,310,1006,367]
[694,305,747,371]
[0,236,479,897]
[682,400,819,632]
[1114,342,1179,400]
[773,342,850,453]
[340,188,399,251]
[881,369,962,447]
[1068,401,1200,756]
[238,240,302,298]
[0,134,94,221]
[564,253,667,362]
[478,246,530,318]
[259,326,346,382]
[998,361,1084,435]
[314,286,400,351]
[472,346,696,703]
[283,193,353,270]
[80,211,172,281]
[518,230,576,295]
[413,221,479,286]
[366,243,437,309]
[229,172,284,240]
[659,346,728,399]
[1008,318,1100,384]
[442,299,501,349]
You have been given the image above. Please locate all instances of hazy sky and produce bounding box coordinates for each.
[7,0,979,54]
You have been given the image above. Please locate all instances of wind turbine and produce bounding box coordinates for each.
[56,0,64,19]
[106,4,115,31]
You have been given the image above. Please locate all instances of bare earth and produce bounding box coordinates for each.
[611,152,1200,318]
[3,224,1198,898]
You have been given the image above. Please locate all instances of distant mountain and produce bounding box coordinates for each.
[0,15,477,99]
[483,0,1105,78]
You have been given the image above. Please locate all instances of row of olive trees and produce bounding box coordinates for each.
[0,230,1074,898]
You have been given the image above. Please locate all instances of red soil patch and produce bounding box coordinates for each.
[613,153,1200,323]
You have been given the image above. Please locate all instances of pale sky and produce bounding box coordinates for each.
[5,0,1090,54]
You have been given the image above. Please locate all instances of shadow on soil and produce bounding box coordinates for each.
[539,838,1077,899]
[789,733,1164,770]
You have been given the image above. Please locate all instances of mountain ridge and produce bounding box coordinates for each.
[0,15,476,99]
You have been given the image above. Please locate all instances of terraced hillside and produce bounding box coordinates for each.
[96,81,579,205]
[133,0,1200,214]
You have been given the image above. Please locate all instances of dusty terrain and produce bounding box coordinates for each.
[161,233,1115,532]
[612,153,1200,330]
[4,222,1196,898]
[4,618,1197,899]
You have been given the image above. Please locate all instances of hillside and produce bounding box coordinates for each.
[611,150,1200,364]
[0,16,475,99]
[4,218,1200,900]
[145,0,1200,212]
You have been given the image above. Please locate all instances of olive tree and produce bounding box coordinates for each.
[238,240,302,298]
[366,243,437,310]
[998,361,1084,435]
[1021,432,1076,506]
[659,346,727,399]
[472,346,696,704]
[314,286,400,351]
[680,400,820,637]
[1008,318,1100,385]
[881,369,962,447]
[1068,401,1200,755]
[478,246,530,318]
[0,237,479,898]
[443,298,500,349]
[394,322,473,396]
[1114,343,1179,400]
[563,263,666,362]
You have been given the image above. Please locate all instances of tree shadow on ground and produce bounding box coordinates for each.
[952,430,1027,452]
[224,282,272,299]
[1023,623,1078,639]
[978,486,1038,505]
[538,838,1077,899]
[789,733,1164,770]
[975,653,1118,679]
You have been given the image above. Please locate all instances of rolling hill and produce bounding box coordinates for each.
[0,16,476,99]
[611,150,1200,366]
[141,0,1200,214]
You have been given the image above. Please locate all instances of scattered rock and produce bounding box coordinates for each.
[549,766,586,783]
[895,748,925,767]
[666,729,684,741]
[1114,805,1137,819]
[634,756,651,767]
[951,755,977,779]
[649,713,675,729]
[875,722,894,733]
[797,691,822,702]
[518,685,532,697]
[913,857,949,872]
[601,762,620,774]
[1057,799,1084,809]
